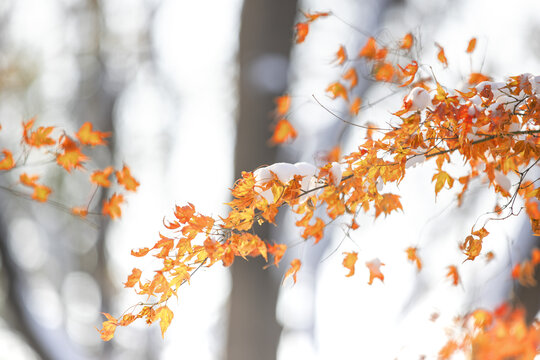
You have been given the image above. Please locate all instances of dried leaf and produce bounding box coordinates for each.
[283,258,301,284]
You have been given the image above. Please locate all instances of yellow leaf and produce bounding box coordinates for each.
[155,306,174,338]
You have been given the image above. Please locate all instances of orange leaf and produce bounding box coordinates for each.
[295,22,309,44]
[373,62,394,82]
[283,258,301,284]
[274,95,291,117]
[466,37,477,53]
[468,72,491,85]
[32,184,51,202]
[124,268,142,288]
[374,193,403,218]
[334,45,347,65]
[76,122,110,146]
[56,135,88,172]
[435,43,448,67]
[20,173,39,187]
[446,265,460,286]
[342,251,358,277]
[350,97,362,115]
[71,206,88,218]
[366,258,384,285]
[267,243,287,267]
[131,247,150,257]
[155,306,174,338]
[400,33,414,50]
[342,68,358,88]
[326,82,348,101]
[116,165,140,192]
[98,313,118,341]
[302,11,330,22]
[91,166,114,187]
[301,217,325,243]
[405,246,422,271]
[28,126,56,147]
[358,37,377,59]
[398,61,418,87]
[0,150,15,170]
[102,193,124,219]
[270,118,297,145]
[22,118,35,144]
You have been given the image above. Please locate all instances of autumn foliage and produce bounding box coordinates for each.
[95,10,540,358]
[0,118,138,219]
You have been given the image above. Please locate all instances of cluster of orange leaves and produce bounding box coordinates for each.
[439,303,540,360]
[101,12,540,357]
[0,118,138,219]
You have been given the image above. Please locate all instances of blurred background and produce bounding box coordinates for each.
[0,0,539,359]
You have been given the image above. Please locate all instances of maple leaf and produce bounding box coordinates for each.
[466,37,477,53]
[301,217,325,243]
[432,171,454,195]
[295,22,309,44]
[446,265,460,286]
[358,37,377,59]
[468,72,490,85]
[76,122,111,146]
[131,247,151,257]
[56,135,88,172]
[124,268,142,288]
[22,118,36,144]
[400,33,414,50]
[32,184,51,202]
[270,118,297,145]
[0,150,15,170]
[267,243,287,267]
[283,258,301,284]
[116,165,140,192]
[98,313,118,341]
[326,82,348,101]
[274,95,291,117]
[398,61,418,87]
[20,173,39,187]
[405,246,422,271]
[28,126,56,147]
[374,193,403,218]
[102,193,124,219]
[342,68,358,88]
[366,258,384,285]
[91,166,114,187]
[342,251,358,277]
[373,62,394,82]
[435,43,448,67]
[334,45,347,65]
[349,97,362,116]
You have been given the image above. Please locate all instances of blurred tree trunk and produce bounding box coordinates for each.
[227,1,297,359]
